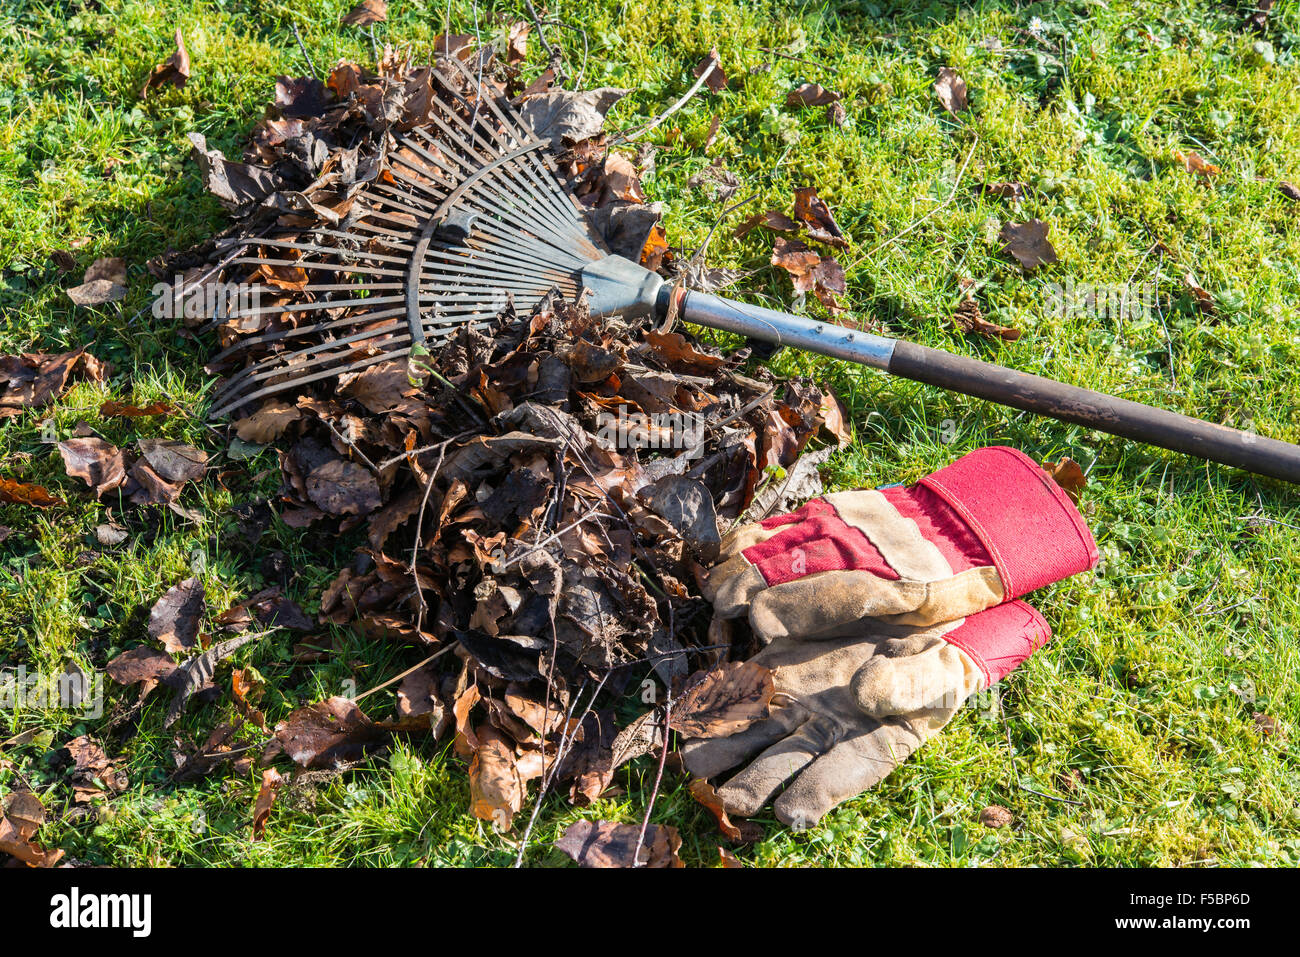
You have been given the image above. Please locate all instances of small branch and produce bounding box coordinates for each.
[408,439,452,636]
[757,45,833,71]
[525,0,565,85]
[292,21,317,77]
[614,58,718,144]
[855,134,980,264]
[352,641,460,703]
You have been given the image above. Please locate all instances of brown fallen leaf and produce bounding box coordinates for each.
[980,804,1013,828]
[1279,182,1300,203]
[127,460,183,505]
[0,476,63,508]
[163,631,262,728]
[274,696,385,769]
[149,577,206,654]
[1253,712,1280,737]
[65,735,128,802]
[694,49,727,93]
[792,186,849,249]
[998,220,1058,271]
[786,83,840,107]
[718,846,744,867]
[232,668,268,730]
[934,67,968,115]
[1174,150,1219,180]
[220,587,313,633]
[554,819,683,868]
[141,28,191,99]
[1041,457,1086,503]
[1183,272,1216,315]
[100,400,174,418]
[58,437,127,497]
[0,791,63,867]
[819,390,852,447]
[138,438,208,484]
[952,283,1020,341]
[0,345,107,417]
[251,768,285,840]
[306,457,382,516]
[977,181,1026,202]
[518,88,628,147]
[670,660,775,738]
[734,209,800,239]
[689,778,762,843]
[232,400,302,443]
[505,21,530,64]
[341,0,386,26]
[771,237,847,311]
[105,645,178,699]
[67,257,128,306]
[468,724,534,828]
[643,330,726,372]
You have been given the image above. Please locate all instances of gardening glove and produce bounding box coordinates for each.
[700,446,1096,640]
[682,600,1050,827]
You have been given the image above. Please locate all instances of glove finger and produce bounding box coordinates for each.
[851,636,979,720]
[773,720,925,828]
[715,713,843,817]
[680,703,808,780]
[699,550,769,616]
[749,570,920,642]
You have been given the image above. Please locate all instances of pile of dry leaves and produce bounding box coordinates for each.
[173,40,854,863]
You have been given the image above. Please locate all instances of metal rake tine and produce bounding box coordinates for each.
[385,151,595,263]
[397,130,585,247]
[403,117,586,242]
[227,257,407,279]
[417,71,594,237]
[434,58,602,236]
[209,312,505,419]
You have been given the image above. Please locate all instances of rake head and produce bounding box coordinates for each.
[205,57,663,420]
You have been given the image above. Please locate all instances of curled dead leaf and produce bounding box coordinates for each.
[148,577,206,654]
[554,819,682,868]
[792,186,849,249]
[341,0,386,26]
[0,476,63,508]
[141,28,191,99]
[934,67,968,115]
[58,437,127,497]
[252,768,285,840]
[786,83,840,107]
[998,220,1058,271]
[670,660,775,738]
[1041,457,1086,503]
[67,257,128,307]
[693,49,727,94]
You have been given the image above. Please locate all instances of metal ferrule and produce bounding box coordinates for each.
[680,290,896,371]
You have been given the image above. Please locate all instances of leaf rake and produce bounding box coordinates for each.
[206,56,1300,485]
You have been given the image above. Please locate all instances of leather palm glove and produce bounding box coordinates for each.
[682,601,1050,827]
[700,446,1096,641]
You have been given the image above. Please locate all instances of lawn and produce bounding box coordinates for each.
[1,0,1299,867]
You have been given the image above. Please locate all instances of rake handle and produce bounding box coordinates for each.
[680,290,1300,486]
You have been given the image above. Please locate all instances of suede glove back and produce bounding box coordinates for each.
[701,446,1097,640]
[682,600,1052,826]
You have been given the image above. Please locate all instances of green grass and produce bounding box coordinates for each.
[2,0,1299,867]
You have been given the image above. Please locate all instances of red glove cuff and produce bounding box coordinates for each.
[920,446,1098,598]
[943,599,1051,686]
